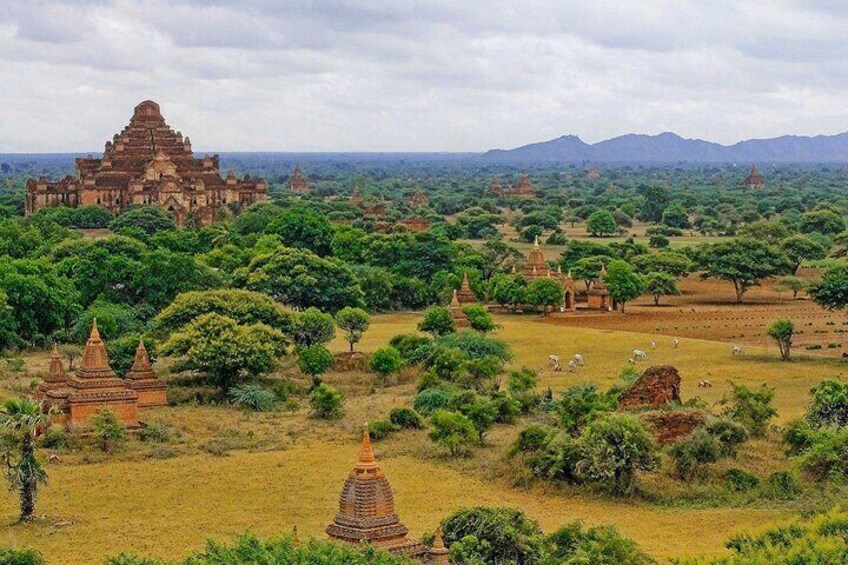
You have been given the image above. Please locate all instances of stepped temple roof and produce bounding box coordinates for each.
[456,272,477,304]
[124,338,168,408]
[449,290,471,328]
[288,164,309,193]
[38,345,69,403]
[743,165,765,189]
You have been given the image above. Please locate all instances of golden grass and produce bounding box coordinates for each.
[2,311,844,563]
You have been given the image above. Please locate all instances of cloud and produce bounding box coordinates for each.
[1,0,847,152]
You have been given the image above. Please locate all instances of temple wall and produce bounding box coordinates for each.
[68,400,139,428]
[135,389,168,409]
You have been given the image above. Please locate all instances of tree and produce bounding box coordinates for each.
[721,383,777,437]
[110,206,176,235]
[441,507,548,564]
[418,306,456,337]
[428,409,477,456]
[806,380,848,428]
[779,235,827,274]
[773,275,806,299]
[800,209,845,235]
[71,205,113,228]
[526,278,563,315]
[767,318,794,361]
[160,313,287,394]
[298,345,334,385]
[631,252,693,277]
[461,304,495,333]
[661,204,690,229]
[637,184,669,223]
[571,255,615,291]
[369,346,404,380]
[156,289,292,335]
[548,521,654,565]
[243,246,365,313]
[586,210,618,237]
[90,409,126,453]
[334,307,370,352]
[808,265,848,311]
[577,414,657,496]
[290,307,335,349]
[643,271,680,306]
[309,383,344,419]
[0,398,52,522]
[603,260,645,313]
[265,207,334,256]
[695,238,792,302]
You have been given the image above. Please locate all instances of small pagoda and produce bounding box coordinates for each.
[456,273,477,304]
[522,237,548,281]
[37,345,70,414]
[587,265,611,311]
[62,320,139,428]
[513,174,536,197]
[288,164,309,193]
[489,178,504,195]
[449,290,471,328]
[350,185,364,207]
[124,339,167,408]
[743,165,765,189]
[327,425,448,564]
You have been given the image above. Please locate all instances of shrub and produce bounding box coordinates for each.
[368,420,400,441]
[290,307,335,348]
[669,430,723,480]
[309,384,344,419]
[767,318,794,360]
[761,470,801,499]
[297,345,334,380]
[441,506,548,565]
[507,367,539,413]
[91,409,126,453]
[577,414,658,495]
[418,306,455,337]
[806,379,848,428]
[428,409,477,456]
[388,407,424,429]
[489,392,521,424]
[548,521,655,564]
[138,422,174,444]
[461,304,496,333]
[388,333,432,364]
[512,424,551,454]
[534,430,582,482]
[229,384,277,412]
[432,330,512,363]
[724,468,760,492]
[369,346,404,379]
[38,425,68,449]
[413,388,454,416]
[704,417,748,456]
[0,548,45,565]
[798,426,848,480]
[783,419,817,456]
[721,383,777,437]
[557,384,615,434]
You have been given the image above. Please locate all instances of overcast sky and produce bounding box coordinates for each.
[2,0,848,152]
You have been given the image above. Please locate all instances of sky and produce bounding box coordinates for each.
[1,0,848,153]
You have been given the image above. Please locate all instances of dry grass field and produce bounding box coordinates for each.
[1,306,845,564]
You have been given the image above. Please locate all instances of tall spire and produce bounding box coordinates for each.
[533,235,540,250]
[358,423,377,467]
[80,318,111,373]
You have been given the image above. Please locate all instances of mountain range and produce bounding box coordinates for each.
[482,131,848,163]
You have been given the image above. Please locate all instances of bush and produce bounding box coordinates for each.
[0,548,45,565]
[577,414,658,495]
[721,383,777,437]
[369,346,404,379]
[418,306,455,337]
[761,470,801,499]
[388,407,424,429]
[138,422,174,443]
[428,409,477,456]
[441,507,548,565]
[309,384,344,419]
[298,345,334,379]
[669,430,722,480]
[388,333,432,364]
[38,425,68,449]
[783,419,817,455]
[548,521,655,564]
[798,426,848,480]
[461,304,496,333]
[290,307,335,348]
[91,409,126,453]
[806,379,848,428]
[229,384,277,412]
[432,330,512,363]
[512,424,551,454]
[704,417,748,456]
[368,420,400,441]
[413,388,454,416]
[724,468,760,492]
[557,384,615,434]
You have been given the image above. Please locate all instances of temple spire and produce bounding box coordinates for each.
[358,423,376,466]
[533,235,540,250]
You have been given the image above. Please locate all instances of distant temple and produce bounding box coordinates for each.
[350,185,364,207]
[326,425,448,564]
[456,273,477,304]
[587,264,611,311]
[448,289,471,328]
[490,174,536,198]
[520,238,578,311]
[25,100,267,225]
[742,165,765,189]
[287,164,310,193]
[37,321,166,427]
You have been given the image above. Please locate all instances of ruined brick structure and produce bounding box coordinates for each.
[399,218,431,232]
[124,339,168,408]
[287,164,309,193]
[587,264,611,311]
[327,426,448,564]
[456,272,477,304]
[490,174,536,198]
[742,164,765,189]
[449,289,471,328]
[618,365,683,410]
[25,100,267,225]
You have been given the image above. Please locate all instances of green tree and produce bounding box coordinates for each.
[90,409,126,453]
[661,204,690,229]
[428,409,477,456]
[309,383,344,419]
[290,307,336,348]
[335,307,370,352]
[779,235,827,274]
[603,260,645,312]
[461,304,495,333]
[808,265,848,311]
[526,278,563,315]
[369,346,404,380]
[243,246,365,313]
[767,318,794,360]
[156,289,292,334]
[694,238,792,302]
[772,275,806,299]
[637,184,669,223]
[0,398,52,522]
[721,383,777,437]
[265,207,334,256]
[441,507,548,565]
[586,210,618,237]
[800,209,845,235]
[643,271,680,306]
[418,306,456,337]
[160,313,287,394]
[298,345,335,384]
[71,205,113,228]
[110,206,176,235]
[571,255,615,291]
[806,380,848,428]
[577,414,657,495]
[548,521,655,565]
[631,251,693,277]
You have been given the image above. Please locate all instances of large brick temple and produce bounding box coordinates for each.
[25,100,267,225]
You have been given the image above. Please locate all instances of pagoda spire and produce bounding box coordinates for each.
[533,235,540,250]
[428,527,450,563]
[80,318,111,373]
[358,423,377,467]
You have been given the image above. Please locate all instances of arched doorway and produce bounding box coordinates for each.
[564,290,575,311]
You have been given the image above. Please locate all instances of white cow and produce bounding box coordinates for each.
[633,349,648,360]
[672,338,679,349]
[732,345,743,356]
[548,355,562,372]
[698,380,713,388]
[650,341,656,349]
[568,360,577,373]
[574,353,585,366]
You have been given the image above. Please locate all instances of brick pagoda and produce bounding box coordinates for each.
[60,320,139,428]
[327,425,448,564]
[743,165,765,189]
[25,100,267,225]
[489,175,536,198]
[36,345,69,413]
[520,239,576,311]
[287,164,309,193]
[587,265,611,311]
[456,273,477,304]
[124,339,167,408]
[448,290,471,328]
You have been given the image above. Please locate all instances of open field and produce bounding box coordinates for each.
[1,308,846,564]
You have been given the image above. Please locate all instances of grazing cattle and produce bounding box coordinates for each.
[574,353,585,366]
[698,380,713,388]
[633,349,648,360]
[568,360,577,373]
[732,345,743,356]
[650,341,656,349]
[548,355,561,366]
[672,338,679,349]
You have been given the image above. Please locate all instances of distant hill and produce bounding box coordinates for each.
[483,131,848,163]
